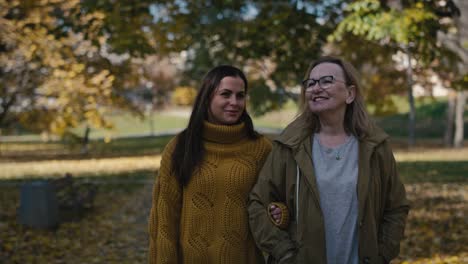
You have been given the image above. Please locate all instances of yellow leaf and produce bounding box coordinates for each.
[72,63,85,73]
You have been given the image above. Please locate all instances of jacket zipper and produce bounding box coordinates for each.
[296,165,300,235]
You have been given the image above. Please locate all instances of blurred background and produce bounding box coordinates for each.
[0,0,467,263]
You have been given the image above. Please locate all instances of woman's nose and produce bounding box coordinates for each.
[229,96,239,105]
[306,82,322,93]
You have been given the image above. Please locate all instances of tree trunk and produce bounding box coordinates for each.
[147,104,155,136]
[452,0,468,148]
[454,91,467,148]
[444,90,457,147]
[404,45,416,147]
[0,94,17,129]
[439,0,468,148]
[391,0,416,147]
[81,126,90,154]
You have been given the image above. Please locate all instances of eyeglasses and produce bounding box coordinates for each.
[302,75,347,91]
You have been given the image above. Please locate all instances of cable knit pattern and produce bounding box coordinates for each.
[149,121,272,264]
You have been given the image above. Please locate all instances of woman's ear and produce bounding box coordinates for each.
[346,85,356,104]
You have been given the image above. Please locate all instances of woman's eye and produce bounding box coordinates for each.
[237,93,245,99]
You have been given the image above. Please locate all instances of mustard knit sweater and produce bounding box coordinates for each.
[149,121,272,264]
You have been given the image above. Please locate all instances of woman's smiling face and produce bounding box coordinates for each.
[207,76,246,125]
[305,62,355,115]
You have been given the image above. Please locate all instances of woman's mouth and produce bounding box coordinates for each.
[312,96,328,102]
[225,110,239,115]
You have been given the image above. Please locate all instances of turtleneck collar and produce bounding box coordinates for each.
[202,120,248,144]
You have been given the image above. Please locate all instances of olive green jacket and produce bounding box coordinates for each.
[248,117,409,264]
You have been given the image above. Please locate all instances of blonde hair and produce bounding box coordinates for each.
[297,56,370,139]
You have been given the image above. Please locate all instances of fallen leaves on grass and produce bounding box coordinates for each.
[396,183,468,263]
[0,183,152,264]
[0,182,466,263]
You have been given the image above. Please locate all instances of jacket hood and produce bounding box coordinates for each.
[275,114,389,149]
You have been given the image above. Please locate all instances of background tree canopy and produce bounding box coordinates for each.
[149,0,344,114]
[0,0,152,135]
[1,0,465,144]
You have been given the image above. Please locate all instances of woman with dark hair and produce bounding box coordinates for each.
[248,57,409,263]
[148,65,271,263]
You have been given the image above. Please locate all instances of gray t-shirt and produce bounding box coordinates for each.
[312,134,359,264]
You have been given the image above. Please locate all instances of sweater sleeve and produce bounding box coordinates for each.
[377,141,410,262]
[248,143,297,261]
[148,138,182,264]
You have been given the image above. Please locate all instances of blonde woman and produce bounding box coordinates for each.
[248,57,409,264]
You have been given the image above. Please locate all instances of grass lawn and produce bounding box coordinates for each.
[2,132,468,181]
[375,97,468,139]
[84,111,189,138]
[0,145,467,263]
[0,163,466,263]
[0,135,173,162]
[3,96,465,144]
[396,147,468,183]
[1,106,296,141]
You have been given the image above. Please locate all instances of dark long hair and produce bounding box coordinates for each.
[171,65,258,186]
[297,56,370,139]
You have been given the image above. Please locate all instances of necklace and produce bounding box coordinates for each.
[335,150,342,160]
[317,135,351,161]
[334,136,352,160]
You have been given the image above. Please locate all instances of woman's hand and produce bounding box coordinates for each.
[269,203,283,224]
[267,202,290,229]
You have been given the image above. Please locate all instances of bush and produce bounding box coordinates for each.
[172,86,197,106]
